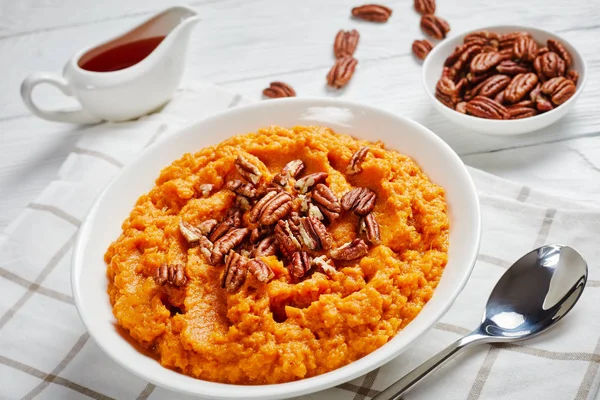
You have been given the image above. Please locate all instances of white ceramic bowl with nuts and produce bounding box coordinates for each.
[422,25,587,135]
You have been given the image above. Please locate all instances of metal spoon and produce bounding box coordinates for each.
[374,244,588,400]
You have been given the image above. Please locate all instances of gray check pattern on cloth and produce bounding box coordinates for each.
[1,82,599,400]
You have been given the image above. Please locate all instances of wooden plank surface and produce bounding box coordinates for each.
[1,0,600,233]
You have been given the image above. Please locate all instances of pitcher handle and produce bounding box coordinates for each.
[20,72,102,124]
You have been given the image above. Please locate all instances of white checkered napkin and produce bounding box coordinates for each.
[1,84,599,400]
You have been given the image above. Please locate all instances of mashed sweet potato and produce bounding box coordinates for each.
[105,125,449,384]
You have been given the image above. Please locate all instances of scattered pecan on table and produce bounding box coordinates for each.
[351,4,393,22]
[263,82,296,99]
[334,29,360,59]
[434,31,578,119]
[412,39,434,61]
[326,56,358,89]
[420,14,450,40]
[414,0,435,15]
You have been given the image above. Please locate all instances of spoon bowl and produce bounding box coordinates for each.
[375,244,588,400]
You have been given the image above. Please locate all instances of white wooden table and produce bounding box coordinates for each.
[1,0,599,234]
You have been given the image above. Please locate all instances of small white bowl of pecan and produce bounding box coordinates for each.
[422,26,587,135]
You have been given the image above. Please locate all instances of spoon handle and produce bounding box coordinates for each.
[373,330,488,400]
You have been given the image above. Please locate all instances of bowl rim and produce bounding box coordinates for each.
[422,24,588,125]
[71,97,481,399]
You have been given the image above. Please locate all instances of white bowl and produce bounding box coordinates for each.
[422,25,587,135]
[72,98,481,399]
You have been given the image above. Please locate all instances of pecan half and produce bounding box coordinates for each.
[513,36,538,63]
[312,183,341,221]
[496,60,530,75]
[263,82,296,98]
[351,4,392,22]
[359,213,381,244]
[534,52,565,80]
[494,90,505,104]
[295,172,328,194]
[472,74,511,98]
[197,219,218,236]
[250,225,271,243]
[236,195,252,211]
[312,255,337,276]
[420,14,450,40]
[547,39,572,69]
[211,228,250,265]
[198,183,214,197]
[155,264,187,287]
[209,210,241,242]
[412,39,433,61]
[529,83,542,102]
[456,101,467,113]
[327,56,358,89]
[499,32,529,50]
[541,77,576,105]
[247,259,274,283]
[470,52,502,74]
[330,238,369,261]
[221,251,248,292]
[465,31,499,46]
[346,146,370,175]
[273,159,305,187]
[259,192,293,226]
[290,251,311,278]
[451,44,483,73]
[504,73,538,104]
[507,105,537,119]
[566,70,579,85]
[249,190,278,223]
[341,187,376,215]
[334,29,360,58]
[298,216,332,251]
[414,0,435,15]
[179,221,203,244]
[465,96,510,120]
[235,155,262,185]
[255,236,279,258]
[274,219,302,258]
[226,179,257,198]
[435,76,457,108]
[198,235,214,261]
[536,95,554,112]
[537,47,549,57]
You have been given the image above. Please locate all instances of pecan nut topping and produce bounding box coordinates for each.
[226,179,257,198]
[470,52,502,74]
[420,14,450,40]
[504,73,538,104]
[327,56,358,89]
[312,183,341,221]
[507,105,537,119]
[341,187,376,215]
[312,255,337,276]
[334,29,360,59]
[533,52,565,79]
[298,216,332,251]
[198,236,214,261]
[255,236,279,258]
[197,219,218,236]
[250,225,271,243]
[198,183,214,197]
[346,146,370,175]
[414,0,435,15]
[235,155,262,185]
[263,82,296,98]
[359,213,381,245]
[351,4,392,22]
[249,190,278,223]
[247,259,274,283]
[155,264,187,287]
[547,39,572,69]
[290,251,311,278]
[274,219,302,258]
[412,39,434,61]
[465,96,510,120]
[179,221,203,244]
[295,172,328,194]
[273,159,305,187]
[258,191,293,226]
[221,251,248,292]
[496,60,530,75]
[541,77,576,105]
[513,36,538,63]
[209,209,242,242]
[330,238,369,261]
[211,227,250,265]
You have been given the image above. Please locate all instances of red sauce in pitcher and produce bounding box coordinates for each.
[79,36,165,72]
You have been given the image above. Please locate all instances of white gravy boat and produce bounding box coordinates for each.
[21,6,200,124]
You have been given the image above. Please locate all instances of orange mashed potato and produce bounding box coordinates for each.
[105,125,449,384]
